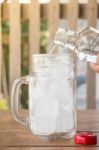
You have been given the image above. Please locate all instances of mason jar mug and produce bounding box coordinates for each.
[11,54,76,140]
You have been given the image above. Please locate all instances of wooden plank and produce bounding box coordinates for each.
[28,0,40,70]
[2,59,8,101]
[2,34,9,45]
[0,110,99,131]
[2,2,9,21]
[48,0,60,42]
[67,0,78,107]
[9,0,21,92]
[21,4,30,20]
[86,0,97,109]
[1,3,99,20]
[61,4,87,19]
[0,110,99,147]
[0,3,8,102]
[67,0,78,30]
[1,147,99,150]
[0,4,2,95]
[1,148,99,150]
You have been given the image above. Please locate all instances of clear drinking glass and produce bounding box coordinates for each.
[11,54,76,140]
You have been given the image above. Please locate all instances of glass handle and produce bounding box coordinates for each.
[11,76,29,126]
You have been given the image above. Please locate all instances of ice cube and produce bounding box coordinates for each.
[30,79,58,135]
[49,77,74,106]
[49,75,74,132]
[56,106,74,132]
[29,65,74,135]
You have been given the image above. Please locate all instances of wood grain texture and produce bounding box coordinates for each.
[28,0,40,70]
[0,4,2,94]
[86,0,98,109]
[21,4,30,20]
[1,148,99,150]
[2,2,9,21]
[67,0,78,100]
[9,0,21,92]
[67,0,78,30]
[2,60,8,101]
[48,0,60,42]
[2,3,99,20]
[0,110,99,148]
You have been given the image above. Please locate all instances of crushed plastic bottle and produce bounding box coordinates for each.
[48,26,99,64]
[75,27,99,64]
[47,27,78,55]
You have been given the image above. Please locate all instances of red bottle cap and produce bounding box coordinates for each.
[74,132,97,145]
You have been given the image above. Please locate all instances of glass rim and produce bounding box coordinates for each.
[32,54,74,67]
[32,53,73,60]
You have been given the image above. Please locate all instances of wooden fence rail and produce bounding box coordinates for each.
[0,0,99,109]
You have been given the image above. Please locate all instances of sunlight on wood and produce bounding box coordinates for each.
[19,0,31,3]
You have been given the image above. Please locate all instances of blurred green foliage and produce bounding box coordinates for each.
[0,99,8,110]
[2,19,48,109]
[40,20,48,53]
[2,21,9,33]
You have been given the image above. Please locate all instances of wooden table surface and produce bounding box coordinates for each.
[0,110,99,150]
